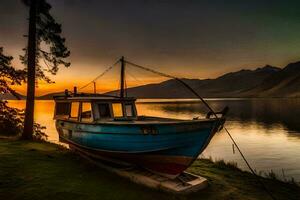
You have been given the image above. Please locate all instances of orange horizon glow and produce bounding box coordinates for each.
[12,76,168,96]
[7,47,288,97]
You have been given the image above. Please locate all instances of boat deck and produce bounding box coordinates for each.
[91,115,215,125]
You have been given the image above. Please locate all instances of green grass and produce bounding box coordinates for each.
[0,139,299,200]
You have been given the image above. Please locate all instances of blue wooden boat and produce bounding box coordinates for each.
[54,58,227,178]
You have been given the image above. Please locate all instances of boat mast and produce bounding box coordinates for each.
[120,56,125,98]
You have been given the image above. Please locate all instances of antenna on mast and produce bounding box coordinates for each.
[93,81,96,94]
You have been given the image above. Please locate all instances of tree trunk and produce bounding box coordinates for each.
[22,0,36,140]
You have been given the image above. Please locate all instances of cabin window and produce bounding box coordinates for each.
[98,103,111,118]
[125,104,134,117]
[81,102,92,122]
[55,102,70,117]
[112,103,123,117]
[70,102,80,119]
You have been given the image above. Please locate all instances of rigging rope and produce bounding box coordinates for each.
[125,59,276,200]
[79,59,120,91]
[126,68,143,84]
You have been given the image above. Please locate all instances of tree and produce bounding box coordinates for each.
[0,48,25,98]
[0,47,25,135]
[21,0,70,139]
[0,47,47,139]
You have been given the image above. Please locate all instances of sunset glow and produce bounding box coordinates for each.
[2,1,300,198]
[2,0,300,96]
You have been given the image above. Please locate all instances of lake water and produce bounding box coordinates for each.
[8,99,300,182]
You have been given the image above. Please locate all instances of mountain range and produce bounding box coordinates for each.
[107,61,300,98]
[1,61,300,100]
[0,93,26,100]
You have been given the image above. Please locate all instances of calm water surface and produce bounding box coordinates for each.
[8,99,300,181]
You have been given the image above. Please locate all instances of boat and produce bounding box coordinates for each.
[54,57,227,178]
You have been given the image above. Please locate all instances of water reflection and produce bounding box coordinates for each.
[137,99,300,181]
[143,98,300,133]
[7,99,300,181]
[7,100,59,143]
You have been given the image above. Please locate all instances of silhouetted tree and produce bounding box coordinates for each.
[0,47,25,135]
[21,0,70,139]
[0,48,25,97]
[0,47,47,139]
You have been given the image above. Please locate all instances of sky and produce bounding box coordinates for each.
[1,0,300,95]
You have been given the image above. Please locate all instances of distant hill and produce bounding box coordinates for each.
[107,65,282,98]
[0,92,64,100]
[0,92,25,100]
[192,65,281,97]
[7,61,300,99]
[0,91,64,100]
[36,92,66,100]
[241,62,300,97]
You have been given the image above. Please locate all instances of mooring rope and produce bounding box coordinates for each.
[125,59,276,200]
[78,58,276,199]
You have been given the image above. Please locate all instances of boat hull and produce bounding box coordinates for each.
[56,118,224,178]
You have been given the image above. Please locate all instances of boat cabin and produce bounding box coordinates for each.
[53,94,137,123]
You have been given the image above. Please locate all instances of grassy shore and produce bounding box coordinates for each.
[0,139,299,200]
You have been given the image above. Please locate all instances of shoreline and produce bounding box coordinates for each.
[0,138,299,200]
[3,97,300,101]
